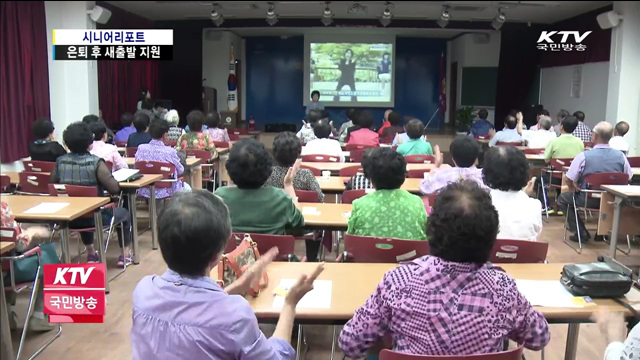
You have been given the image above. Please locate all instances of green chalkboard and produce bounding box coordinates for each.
[461,67,498,107]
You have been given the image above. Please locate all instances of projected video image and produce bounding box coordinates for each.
[310,42,393,104]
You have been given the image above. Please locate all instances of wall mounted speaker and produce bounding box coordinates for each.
[597,11,623,29]
[87,6,112,24]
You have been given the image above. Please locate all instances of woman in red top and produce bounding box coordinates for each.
[347,110,380,147]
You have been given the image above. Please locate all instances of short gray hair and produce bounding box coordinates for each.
[557,109,570,119]
[593,121,613,142]
[539,116,552,130]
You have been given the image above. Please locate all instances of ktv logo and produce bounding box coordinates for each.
[536,31,592,52]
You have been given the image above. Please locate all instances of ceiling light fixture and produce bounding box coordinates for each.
[380,2,392,27]
[266,2,278,26]
[210,6,224,27]
[491,8,506,30]
[321,2,333,26]
[436,6,450,28]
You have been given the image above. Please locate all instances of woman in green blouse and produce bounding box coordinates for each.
[347,148,428,240]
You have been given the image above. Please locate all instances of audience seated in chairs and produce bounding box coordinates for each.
[346,110,380,147]
[379,111,404,142]
[519,115,557,149]
[339,181,550,358]
[135,118,190,200]
[114,112,135,143]
[347,148,427,240]
[483,146,542,241]
[164,109,184,142]
[609,121,630,154]
[49,122,133,267]
[558,121,633,243]
[204,111,230,142]
[28,118,67,162]
[89,121,128,171]
[297,109,325,144]
[420,136,486,195]
[396,119,433,156]
[127,112,153,148]
[301,119,344,162]
[468,108,495,137]
[130,190,324,359]
[488,114,523,147]
[176,110,217,159]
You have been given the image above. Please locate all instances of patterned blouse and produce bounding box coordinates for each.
[347,189,427,240]
[167,126,184,142]
[339,256,550,358]
[264,166,324,202]
[175,131,217,159]
[205,127,230,142]
[1,202,30,252]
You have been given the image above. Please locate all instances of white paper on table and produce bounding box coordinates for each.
[272,279,332,309]
[112,168,140,182]
[24,202,70,214]
[302,207,321,215]
[515,279,582,308]
[625,287,640,303]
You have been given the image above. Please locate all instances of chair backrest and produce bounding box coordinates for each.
[0,175,10,193]
[104,161,114,172]
[407,169,430,179]
[583,141,594,149]
[627,156,640,167]
[126,147,138,157]
[134,161,176,188]
[549,158,573,171]
[380,135,394,144]
[300,164,322,176]
[213,141,230,149]
[404,155,435,164]
[349,149,367,162]
[342,189,368,204]
[583,172,629,191]
[301,154,340,163]
[343,234,430,263]
[1,227,18,272]
[185,149,212,162]
[474,135,489,140]
[48,184,99,197]
[496,141,523,146]
[295,190,320,203]
[232,233,296,261]
[115,140,127,147]
[18,172,50,194]
[379,346,524,360]
[22,160,55,173]
[344,143,377,151]
[228,134,240,141]
[339,165,364,177]
[231,129,249,135]
[490,239,549,263]
[164,140,177,147]
[523,148,545,155]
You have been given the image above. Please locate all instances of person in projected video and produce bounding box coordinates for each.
[378,52,392,91]
[333,48,357,102]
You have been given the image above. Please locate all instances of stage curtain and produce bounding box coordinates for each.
[0,1,51,163]
[96,2,160,130]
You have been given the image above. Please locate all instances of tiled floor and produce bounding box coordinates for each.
[7,208,640,360]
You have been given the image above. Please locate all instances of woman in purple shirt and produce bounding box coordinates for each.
[339,181,550,358]
[131,190,324,360]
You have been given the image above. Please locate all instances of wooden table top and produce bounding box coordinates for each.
[316,177,422,194]
[602,185,640,199]
[297,202,351,229]
[0,241,15,254]
[223,262,639,322]
[1,195,109,222]
[303,162,448,172]
[125,157,202,167]
[525,154,546,161]
[2,172,20,185]
[118,174,164,189]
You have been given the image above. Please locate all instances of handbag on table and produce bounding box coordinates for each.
[217,233,268,297]
[561,261,633,298]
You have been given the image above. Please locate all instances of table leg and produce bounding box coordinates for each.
[93,209,109,294]
[59,224,70,264]
[609,196,623,259]
[564,323,579,360]
[150,184,158,250]
[0,269,15,360]
[128,191,141,265]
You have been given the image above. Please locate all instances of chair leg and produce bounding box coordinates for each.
[16,268,41,360]
[330,325,337,360]
[540,175,549,222]
[563,196,583,254]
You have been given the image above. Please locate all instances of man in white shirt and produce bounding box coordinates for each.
[519,115,557,149]
[301,119,345,162]
[528,109,550,131]
[609,121,630,154]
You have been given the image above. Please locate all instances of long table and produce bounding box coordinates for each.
[298,202,351,230]
[316,177,422,194]
[124,157,203,190]
[215,262,640,360]
[302,162,446,174]
[601,185,640,259]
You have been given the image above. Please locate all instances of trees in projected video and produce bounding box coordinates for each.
[311,43,391,82]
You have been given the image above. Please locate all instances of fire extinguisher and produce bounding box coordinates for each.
[248,116,255,131]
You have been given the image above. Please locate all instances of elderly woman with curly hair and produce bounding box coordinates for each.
[482,146,541,241]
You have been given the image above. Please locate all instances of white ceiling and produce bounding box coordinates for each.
[106,1,612,24]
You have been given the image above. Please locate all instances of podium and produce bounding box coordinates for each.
[220,111,239,129]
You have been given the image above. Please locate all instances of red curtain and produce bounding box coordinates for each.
[96,2,160,130]
[0,1,51,163]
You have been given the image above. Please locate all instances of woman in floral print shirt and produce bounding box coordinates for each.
[175,110,217,159]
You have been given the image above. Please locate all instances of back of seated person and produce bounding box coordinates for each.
[215,139,304,235]
[89,121,128,171]
[301,119,344,162]
[609,121,630,154]
[176,110,217,159]
[204,111,230,142]
[380,111,404,141]
[488,114,522,147]
[127,112,153,148]
[28,118,67,162]
[396,119,433,156]
[468,108,494,137]
[297,109,324,143]
[135,118,189,200]
[347,148,427,240]
[347,110,379,147]
[164,109,184,142]
[114,112,135,143]
[339,181,550,358]
[82,114,114,144]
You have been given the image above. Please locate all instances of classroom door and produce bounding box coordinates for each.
[449,62,458,125]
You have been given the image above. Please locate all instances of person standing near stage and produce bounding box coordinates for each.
[333,49,357,102]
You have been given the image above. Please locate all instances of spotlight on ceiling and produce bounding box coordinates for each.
[436,6,450,28]
[491,8,506,30]
[266,2,278,26]
[321,2,333,26]
[380,2,392,27]
[210,7,224,27]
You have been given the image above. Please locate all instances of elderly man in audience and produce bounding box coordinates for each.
[347,148,427,240]
[488,114,522,147]
[558,121,633,242]
[468,108,494,137]
[553,109,571,135]
[571,111,592,143]
[528,109,550,131]
[609,121,630,154]
[519,115,557,149]
[483,146,541,241]
[420,136,486,195]
[301,119,344,162]
[89,121,128,171]
[339,181,550,358]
